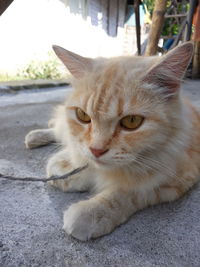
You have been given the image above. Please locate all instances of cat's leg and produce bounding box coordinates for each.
[47,149,93,192]
[25,105,66,149]
[63,174,197,241]
[153,177,197,204]
[63,188,137,241]
[25,128,56,149]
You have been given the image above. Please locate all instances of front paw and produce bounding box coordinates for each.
[25,129,54,149]
[63,201,113,241]
[47,152,91,193]
[25,130,42,149]
[47,156,70,191]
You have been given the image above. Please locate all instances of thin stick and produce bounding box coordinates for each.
[0,165,88,183]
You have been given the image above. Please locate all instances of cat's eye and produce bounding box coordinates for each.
[120,115,144,130]
[76,108,91,123]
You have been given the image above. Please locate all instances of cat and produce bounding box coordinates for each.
[25,42,200,241]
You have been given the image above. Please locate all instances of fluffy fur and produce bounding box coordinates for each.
[25,42,200,241]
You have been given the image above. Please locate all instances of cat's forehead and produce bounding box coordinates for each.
[69,56,161,117]
[93,55,159,84]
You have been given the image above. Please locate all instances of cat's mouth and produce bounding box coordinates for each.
[92,158,109,167]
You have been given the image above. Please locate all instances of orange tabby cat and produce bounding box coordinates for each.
[25,42,200,241]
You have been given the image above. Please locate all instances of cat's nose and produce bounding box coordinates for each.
[89,147,109,158]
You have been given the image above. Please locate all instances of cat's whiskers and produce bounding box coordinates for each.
[122,157,150,177]
[111,153,147,172]
[135,154,183,183]
[81,146,182,184]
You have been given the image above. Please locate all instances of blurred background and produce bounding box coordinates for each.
[0,0,199,82]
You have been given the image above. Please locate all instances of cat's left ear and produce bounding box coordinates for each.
[143,42,194,95]
[52,45,93,79]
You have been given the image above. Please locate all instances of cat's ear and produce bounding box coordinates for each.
[52,45,93,78]
[143,42,194,95]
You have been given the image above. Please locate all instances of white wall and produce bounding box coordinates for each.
[0,0,126,74]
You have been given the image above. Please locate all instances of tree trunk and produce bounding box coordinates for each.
[0,0,14,16]
[192,41,200,79]
[145,0,167,56]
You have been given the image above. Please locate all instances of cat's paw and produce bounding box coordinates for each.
[25,129,42,149]
[47,155,70,191]
[47,151,91,192]
[25,129,55,149]
[63,201,112,241]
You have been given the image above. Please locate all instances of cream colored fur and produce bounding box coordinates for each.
[25,42,200,241]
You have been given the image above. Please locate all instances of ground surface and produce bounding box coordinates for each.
[0,81,200,267]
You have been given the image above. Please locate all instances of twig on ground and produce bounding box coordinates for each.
[0,164,88,182]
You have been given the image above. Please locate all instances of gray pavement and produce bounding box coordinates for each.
[1,81,200,267]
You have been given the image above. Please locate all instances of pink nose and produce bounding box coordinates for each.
[89,147,109,158]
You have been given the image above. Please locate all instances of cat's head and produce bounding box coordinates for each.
[53,43,193,169]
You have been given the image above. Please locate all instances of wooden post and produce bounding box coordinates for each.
[134,0,141,55]
[192,0,200,79]
[192,42,200,78]
[0,0,14,16]
[145,0,167,56]
[184,0,198,41]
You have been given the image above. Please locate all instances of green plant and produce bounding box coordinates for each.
[143,0,155,16]
[0,72,21,82]
[18,54,64,80]
[143,0,190,37]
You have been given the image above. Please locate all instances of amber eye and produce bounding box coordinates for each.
[76,108,91,123]
[120,115,144,130]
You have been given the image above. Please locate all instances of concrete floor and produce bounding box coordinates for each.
[1,82,200,267]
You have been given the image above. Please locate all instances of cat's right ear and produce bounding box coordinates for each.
[52,45,93,79]
[142,42,194,96]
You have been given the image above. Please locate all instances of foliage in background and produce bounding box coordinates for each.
[0,73,21,82]
[143,0,190,37]
[0,52,65,82]
[143,0,155,16]
[18,54,64,80]
[162,1,190,37]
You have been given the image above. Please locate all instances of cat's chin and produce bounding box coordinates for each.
[91,158,119,170]
[92,159,108,168]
